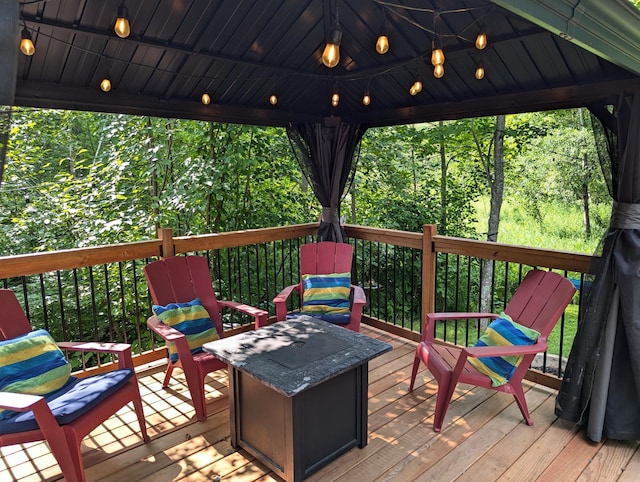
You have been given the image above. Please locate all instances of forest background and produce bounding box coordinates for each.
[0,107,609,258]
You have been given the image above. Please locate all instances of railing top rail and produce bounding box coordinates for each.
[433,235,592,272]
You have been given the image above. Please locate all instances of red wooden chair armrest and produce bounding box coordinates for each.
[0,391,45,412]
[462,339,548,359]
[56,341,134,370]
[351,285,366,307]
[422,312,498,343]
[217,300,269,328]
[147,315,197,365]
[274,284,301,321]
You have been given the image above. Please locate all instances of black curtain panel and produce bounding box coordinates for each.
[287,121,364,243]
[556,88,640,442]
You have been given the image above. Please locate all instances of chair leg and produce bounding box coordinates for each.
[162,363,175,388]
[129,382,151,442]
[55,429,86,482]
[409,351,422,391]
[512,384,533,425]
[432,372,454,433]
[182,368,207,421]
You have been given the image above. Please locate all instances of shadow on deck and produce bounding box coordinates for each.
[2,326,639,482]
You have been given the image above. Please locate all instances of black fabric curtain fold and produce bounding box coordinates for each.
[556,88,640,442]
[287,121,364,243]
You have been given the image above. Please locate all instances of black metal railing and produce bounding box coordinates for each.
[0,224,591,386]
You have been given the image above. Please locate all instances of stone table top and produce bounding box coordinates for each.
[202,316,392,397]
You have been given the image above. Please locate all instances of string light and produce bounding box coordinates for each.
[363,92,371,105]
[20,27,35,56]
[201,93,211,105]
[331,92,340,107]
[114,3,131,38]
[475,32,487,50]
[475,63,485,79]
[322,1,342,68]
[100,77,112,92]
[376,35,389,54]
[409,79,422,96]
[433,64,444,78]
[269,94,278,105]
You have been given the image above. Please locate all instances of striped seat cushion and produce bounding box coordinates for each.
[467,313,540,387]
[0,329,72,420]
[300,272,351,324]
[152,298,220,363]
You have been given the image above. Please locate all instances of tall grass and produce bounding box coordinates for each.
[472,197,610,359]
[474,196,609,254]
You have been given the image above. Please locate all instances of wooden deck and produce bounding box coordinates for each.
[2,325,639,482]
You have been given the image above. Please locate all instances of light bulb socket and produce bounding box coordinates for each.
[328,27,342,46]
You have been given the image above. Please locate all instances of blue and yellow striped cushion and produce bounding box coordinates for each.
[152,298,220,363]
[0,329,72,419]
[301,272,351,323]
[467,313,540,387]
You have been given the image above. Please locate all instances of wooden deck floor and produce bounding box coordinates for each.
[2,325,640,482]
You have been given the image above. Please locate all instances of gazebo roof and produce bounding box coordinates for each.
[12,0,640,127]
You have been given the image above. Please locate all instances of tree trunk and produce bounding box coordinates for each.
[439,120,447,232]
[578,109,591,238]
[479,114,506,321]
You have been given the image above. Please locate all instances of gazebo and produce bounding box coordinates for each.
[2,0,640,446]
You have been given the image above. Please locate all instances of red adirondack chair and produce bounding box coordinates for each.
[144,255,268,421]
[409,269,576,432]
[0,289,149,482]
[273,241,366,332]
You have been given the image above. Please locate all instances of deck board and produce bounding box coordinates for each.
[1,325,639,482]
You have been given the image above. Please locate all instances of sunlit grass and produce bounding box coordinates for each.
[474,196,609,254]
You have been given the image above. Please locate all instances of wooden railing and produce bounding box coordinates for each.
[0,223,593,388]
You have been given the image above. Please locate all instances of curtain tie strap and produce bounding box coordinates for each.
[610,201,640,229]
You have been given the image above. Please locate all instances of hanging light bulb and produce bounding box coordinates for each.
[322,27,342,68]
[114,4,131,38]
[100,77,112,92]
[376,35,389,54]
[409,80,422,96]
[363,92,371,106]
[20,27,35,56]
[331,92,340,107]
[431,47,445,66]
[434,63,445,78]
[475,63,485,80]
[475,32,487,50]
[269,94,278,105]
[201,93,211,105]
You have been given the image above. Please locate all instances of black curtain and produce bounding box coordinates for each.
[556,88,640,442]
[287,121,365,242]
[0,0,18,188]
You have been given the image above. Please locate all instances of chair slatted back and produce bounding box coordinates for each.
[300,241,352,276]
[504,270,576,338]
[144,256,223,335]
[0,289,33,340]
